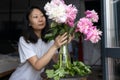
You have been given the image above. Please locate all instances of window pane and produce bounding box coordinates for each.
[114,1,120,47]
[104,0,120,48]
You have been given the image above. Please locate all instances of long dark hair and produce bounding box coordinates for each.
[22,6,49,43]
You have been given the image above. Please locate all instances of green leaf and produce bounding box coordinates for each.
[59,29,66,35]
[53,28,58,36]
[54,76,60,80]
[46,70,55,78]
[53,62,59,69]
[44,33,54,41]
[54,68,66,77]
[44,33,53,38]
[51,22,58,27]
[69,27,75,34]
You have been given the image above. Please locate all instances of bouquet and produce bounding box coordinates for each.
[44,0,102,80]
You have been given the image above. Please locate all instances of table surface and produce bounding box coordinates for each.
[0,54,19,77]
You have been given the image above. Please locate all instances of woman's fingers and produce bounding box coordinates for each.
[54,33,74,49]
[58,33,67,41]
[60,39,68,45]
[60,35,68,42]
[61,32,67,38]
[54,33,68,48]
[57,33,67,42]
[67,34,74,43]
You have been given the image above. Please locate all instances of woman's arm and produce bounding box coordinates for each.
[27,33,68,71]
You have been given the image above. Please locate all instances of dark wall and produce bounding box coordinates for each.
[85,0,101,26]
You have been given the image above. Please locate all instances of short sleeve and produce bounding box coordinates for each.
[18,37,36,63]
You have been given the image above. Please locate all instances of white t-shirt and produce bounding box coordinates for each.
[9,37,54,80]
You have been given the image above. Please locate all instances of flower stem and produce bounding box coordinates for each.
[59,53,62,68]
[59,44,71,69]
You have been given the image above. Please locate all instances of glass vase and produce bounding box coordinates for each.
[58,44,71,68]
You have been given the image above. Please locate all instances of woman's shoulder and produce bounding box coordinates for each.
[18,36,32,47]
[18,36,27,44]
[19,36,25,42]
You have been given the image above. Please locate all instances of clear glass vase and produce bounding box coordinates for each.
[58,44,71,68]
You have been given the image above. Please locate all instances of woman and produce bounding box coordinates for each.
[9,6,71,80]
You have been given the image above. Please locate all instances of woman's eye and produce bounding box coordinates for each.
[33,16,38,18]
[32,15,44,19]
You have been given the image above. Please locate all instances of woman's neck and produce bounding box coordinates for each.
[34,30,41,38]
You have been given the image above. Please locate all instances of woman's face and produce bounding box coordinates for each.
[29,8,46,31]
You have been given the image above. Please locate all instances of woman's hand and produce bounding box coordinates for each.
[54,33,68,49]
[67,34,74,43]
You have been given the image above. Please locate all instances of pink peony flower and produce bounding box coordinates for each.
[65,4,78,27]
[85,26,102,43]
[85,10,99,22]
[76,18,93,34]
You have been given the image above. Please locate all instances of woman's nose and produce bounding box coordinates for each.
[39,18,42,22]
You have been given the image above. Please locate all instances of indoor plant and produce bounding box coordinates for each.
[43,0,102,80]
